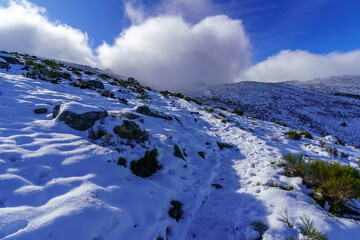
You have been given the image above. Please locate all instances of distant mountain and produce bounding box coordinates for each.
[187,78,360,146]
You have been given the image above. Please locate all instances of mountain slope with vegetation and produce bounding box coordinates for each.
[1,51,360,240]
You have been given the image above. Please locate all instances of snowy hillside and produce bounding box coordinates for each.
[187,80,360,146]
[284,75,360,96]
[1,51,360,240]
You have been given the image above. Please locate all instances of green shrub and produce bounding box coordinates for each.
[205,108,214,113]
[280,153,306,177]
[280,153,360,216]
[218,113,226,118]
[113,120,148,142]
[88,125,106,141]
[62,72,71,80]
[98,73,110,79]
[168,200,183,222]
[300,215,328,240]
[80,80,91,89]
[231,109,244,116]
[101,90,110,97]
[160,90,170,97]
[274,121,288,127]
[300,130,313,139]
[42,59,62,69]
[84,71,95,75]
[308,161,360,206]
[250,220,268,239]
[285,131,301,140]
[130,149,160,177]
[216,106,227,111]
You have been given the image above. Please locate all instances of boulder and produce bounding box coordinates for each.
[0,58,9,70]
[87,80,104,89]
[0,56,21,65]
[136,106,172,120]
[53,102,108,131]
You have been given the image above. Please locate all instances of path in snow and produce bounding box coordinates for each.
[185,121,280,240]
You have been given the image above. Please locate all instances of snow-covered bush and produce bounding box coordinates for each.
[130,149,161,178]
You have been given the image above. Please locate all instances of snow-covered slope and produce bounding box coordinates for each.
[1,52,360,239]
[284,75,360,96]
[187,80,360,146]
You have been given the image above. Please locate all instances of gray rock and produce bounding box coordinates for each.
[0,61,9,70]
[87,80,104,89]
[136,106,172,120]
[0,56,21,65]
[53,104,108,131]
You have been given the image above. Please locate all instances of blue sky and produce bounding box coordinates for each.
[11,0,360,63]
[1,0,360,88]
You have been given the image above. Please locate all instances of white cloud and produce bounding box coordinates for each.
[124,1,145,24]
[242,49,360,82]
[0,0,95,65]
[97,15,251,91]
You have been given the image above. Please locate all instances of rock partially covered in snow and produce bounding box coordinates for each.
[87,80,104,89]
[53,102,108,131]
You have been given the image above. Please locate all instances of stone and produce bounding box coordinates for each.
[87,80,104,89]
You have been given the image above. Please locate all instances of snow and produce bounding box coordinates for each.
[1,55,360,239]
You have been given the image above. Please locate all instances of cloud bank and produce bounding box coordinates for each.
[1,0,360,90]
[242,49,360,82]
[97,15,251,90]
[0,0,95,65]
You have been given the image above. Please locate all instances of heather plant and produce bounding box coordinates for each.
[285,131,301,140]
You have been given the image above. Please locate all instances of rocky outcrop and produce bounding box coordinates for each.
[53,102,108,131]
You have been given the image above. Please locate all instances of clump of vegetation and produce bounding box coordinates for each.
[113,120,148,142]
[174,145,185,160]
[216,106,227,111]
[218,113,227,118]
[168,200,183,222]
[274,121,288,127]
[88,126,106,141]
[184,96,201,105]
[300,215,328,240]
[280,153,360,216]
[280,153,306,177]
[100,132,115,146]
[80,80,91,89]
[117,157,127,167]
[42,59,63,69]
[285,130,301,140]
[84,70,95,75]
[250,220,268,240]
[98,73,111,79]
[101,90,110,97]
[205,107,215,113]
[231,109,244,116]
[300,130,313,139]
[130,149,161,177]
[277,208,294,228]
